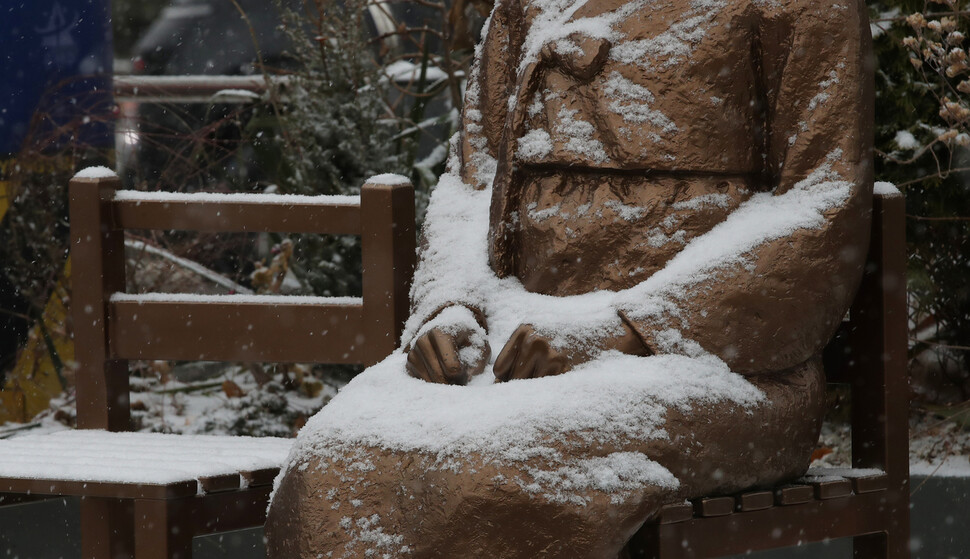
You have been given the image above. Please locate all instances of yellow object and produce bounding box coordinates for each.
[0,156,111,424]
[0,157,79,424]
[0,260,74,424]
[0,180,9,222]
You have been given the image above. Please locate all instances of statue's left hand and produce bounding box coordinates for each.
[494,325,569,381]
[494,322,650,382]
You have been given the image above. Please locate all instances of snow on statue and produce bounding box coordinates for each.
[267,0,873,556]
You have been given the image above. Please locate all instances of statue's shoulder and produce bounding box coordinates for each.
[762,0,867,13]
[744,0,867,26]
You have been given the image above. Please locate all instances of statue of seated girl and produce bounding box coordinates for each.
[267,0,873,556]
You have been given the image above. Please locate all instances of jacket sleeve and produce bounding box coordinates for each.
[617,0,874,374]
[402,0,521,345]
[458,0,520,190]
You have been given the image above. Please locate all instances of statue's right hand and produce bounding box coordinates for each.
[406,323,490,385]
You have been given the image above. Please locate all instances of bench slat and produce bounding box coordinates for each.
[114,198,362,234]
[694,496,735,517]
[737,490,774,512]
[109,300,368,363]
[810,478,852,500]
[657,502,694,524]
[241,468,280,488]
[199,474,241,494]
[0,477,197,500]
[774,484,814,505]
[850,473,889,494]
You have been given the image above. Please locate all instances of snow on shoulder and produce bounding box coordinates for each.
[74,166,117,179]
[367,173,411,186]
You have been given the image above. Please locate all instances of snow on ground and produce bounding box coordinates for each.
[1,365,339,440]
[813,408,970,478]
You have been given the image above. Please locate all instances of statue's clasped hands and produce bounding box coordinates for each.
[406,306,649,385]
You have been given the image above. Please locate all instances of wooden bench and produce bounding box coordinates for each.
[626,190,910,558]
[0,173,416,558]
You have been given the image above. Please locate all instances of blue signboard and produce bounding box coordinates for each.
[0,1,113,157]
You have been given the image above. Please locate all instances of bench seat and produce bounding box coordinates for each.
[0,430,290,499]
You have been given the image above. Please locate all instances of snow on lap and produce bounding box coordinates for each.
[282,350,764,504]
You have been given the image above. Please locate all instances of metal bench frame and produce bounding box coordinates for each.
[0,174,415,558]
[627,191,910,558]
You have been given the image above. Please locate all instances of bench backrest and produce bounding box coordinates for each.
[822,190,909,506]
[69,175,415,431]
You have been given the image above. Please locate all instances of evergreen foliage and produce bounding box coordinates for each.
[272,0,408,298]
[870,0,970,397]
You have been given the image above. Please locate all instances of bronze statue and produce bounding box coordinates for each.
[267,0,873,555]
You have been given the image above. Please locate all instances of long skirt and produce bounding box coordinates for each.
[266,352,824,559]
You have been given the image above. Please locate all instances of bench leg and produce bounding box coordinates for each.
[134,498,195,559]
[80,497,133,559]
[855,528,910,559]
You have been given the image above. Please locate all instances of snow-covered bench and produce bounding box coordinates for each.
[0,170,415,558]
[626,187,910,558]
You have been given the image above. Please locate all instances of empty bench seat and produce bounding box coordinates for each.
[0,431,291,498]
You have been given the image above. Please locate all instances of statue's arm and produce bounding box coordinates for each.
[458,0,519,190]
[617,0,874,375]
[403,0,523,384]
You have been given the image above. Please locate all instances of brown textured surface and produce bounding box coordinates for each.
[811,478,853,500]
[268,359,825,558]
[775,484,815,506]
[628,194,910,557]
[694,497,735,518]
[269,0,874,555]
[737,491,775,512]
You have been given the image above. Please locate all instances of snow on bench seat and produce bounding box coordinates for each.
[0,430,291,495]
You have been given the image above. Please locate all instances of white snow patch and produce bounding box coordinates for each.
[113,190,359,206]
[517,129,554,159]
[517,0,647,75]
[0,430,290,490]
[603,72,677,132]
[604,199,646,221]
[671,192,732,211]
[555,106,610,163]
[110,292,361,306]
[74,166,117,179]
[647,228,687,248]
[212,89,261,101]
[874,182,902,197]
[910,457,970,477]
[368,173,411,186]
[610,0,726,68]
[526,201,562,222]
[383,60,449,84]
[894,130,919,150]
